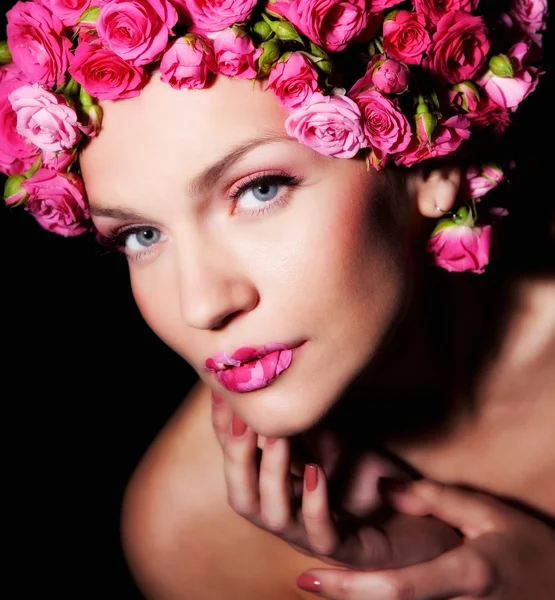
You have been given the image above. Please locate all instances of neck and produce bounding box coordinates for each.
[320,264,520,449]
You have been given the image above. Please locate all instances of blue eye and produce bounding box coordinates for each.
[237,181,280,209]
[124,228,165,252]
[232,173,301,214]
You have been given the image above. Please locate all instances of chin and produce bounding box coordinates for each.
[229,376,344,439]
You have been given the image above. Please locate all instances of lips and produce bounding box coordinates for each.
[205,343,295,393]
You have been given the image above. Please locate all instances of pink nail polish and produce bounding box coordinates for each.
[231,413,247,437]
[266,437,279,445]
[297,573,321,594]
[304,464,318,492]
[211,391,223,406]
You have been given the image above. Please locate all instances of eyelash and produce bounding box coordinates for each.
[229,171,302,216]
[99,171,302,258]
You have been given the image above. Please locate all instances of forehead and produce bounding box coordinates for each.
[80,74,290,207]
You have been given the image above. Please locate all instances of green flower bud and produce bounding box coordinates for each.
[85,103,103,136]
[252,20,273,41]
[78,6,100,24]
[384,10,399,22]
[274,20,304,44]
[23,155,42,179]
[79,85,94,108]
[4,174,29,207]
[489,54,514,78]
[308,41,328,59]
[451,81,480,111]
[453,206,473,226]
[415,111,437,146]
[257,39,281,77]
[314,58,333,76]
[415,94,431,115]
[0,41,12,65]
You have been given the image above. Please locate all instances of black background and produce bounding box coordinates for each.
[2,4,553,598]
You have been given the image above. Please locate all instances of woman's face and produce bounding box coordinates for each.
[81,73,414,437]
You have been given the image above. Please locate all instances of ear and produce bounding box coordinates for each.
[410,165,462,218]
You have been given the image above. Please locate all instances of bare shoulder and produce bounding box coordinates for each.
[121,381,320,600]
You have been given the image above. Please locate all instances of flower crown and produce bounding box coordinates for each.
[1,0,548,273]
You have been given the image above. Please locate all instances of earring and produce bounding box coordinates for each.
[435,202,451,214]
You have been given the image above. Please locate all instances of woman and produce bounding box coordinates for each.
[2,1,553,598]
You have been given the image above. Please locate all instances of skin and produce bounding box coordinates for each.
[79,72,555,599]
[81,72,423,438]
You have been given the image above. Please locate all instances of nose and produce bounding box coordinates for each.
[176,239,259,331]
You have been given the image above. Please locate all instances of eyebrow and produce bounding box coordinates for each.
[89,132,293,220]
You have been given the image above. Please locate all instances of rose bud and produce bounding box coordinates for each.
[0,41,12,65]
[427,207,492,274]
[371,58,409,94]
[414,94,437,146]
[274,21,303,44]
[489,54,514,78]
[252,20,273,42]
[3,173,29,206]
[466,163,504,200]
[450,80,480,112]
[257,39,281,77]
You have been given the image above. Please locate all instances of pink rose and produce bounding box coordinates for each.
[69,42,147,100]
[23,169,90,237]
[97,0,178,66]
[479,69,539,112]
[6,0,72,87]
[285,92,367,159]
[394,115,471,167]
[465,164,505,200]
[466,96,511,135]
[367,0,404,9]
[478,41,542,112]
[175,0,258,33]
[0,63,30,85]
[370,58,410,94]
[271,0,368,53]
[423,11,489,84]
[427,223,492,273]
[42,149,76,171]
[9,84,82,153]
[0,80,39,176]
[36,0,95,27]
[383,11,431,65]
[159,35,216,89]
[509,0,548,38]
[413,0,480,25]
[213,29,262,80]
[350,89,411,156]
[265,52,320,109]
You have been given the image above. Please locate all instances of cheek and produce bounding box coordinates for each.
[128,265,192,358]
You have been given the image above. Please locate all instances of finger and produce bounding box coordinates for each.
[297,544,496,600]
[211,391,232,449]
[258,437,293,532]
[222,412,260,519]
[342,454,409,518]
[386,479,505,538]
[302,464,339,556]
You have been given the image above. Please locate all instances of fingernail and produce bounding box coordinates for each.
[211,392,223,406]
[266,437,279,445]
[304,464,318,492]
[231,413,247,437]
[297,573,321,594]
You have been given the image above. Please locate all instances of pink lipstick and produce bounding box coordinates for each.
[205,343,297,393]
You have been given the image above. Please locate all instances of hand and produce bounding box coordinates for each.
[296,479,555,599]
[211,392,461,569]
